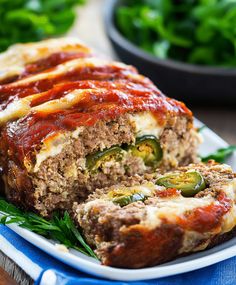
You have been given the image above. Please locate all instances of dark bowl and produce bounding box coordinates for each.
[104,0,236,105]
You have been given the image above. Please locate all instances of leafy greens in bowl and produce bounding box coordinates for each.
[104,0,236,105]
[0,0,85,52]
[116,0,236,67]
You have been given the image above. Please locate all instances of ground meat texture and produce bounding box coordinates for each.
[3,114,135,215]
[1,112,200,216]
[74,162,236,268]
[159,116,200,169]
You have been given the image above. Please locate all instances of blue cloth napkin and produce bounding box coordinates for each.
[0,225,236,285]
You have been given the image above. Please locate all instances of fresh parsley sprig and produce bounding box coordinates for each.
[0,199,97,259]
[201,145,236,163]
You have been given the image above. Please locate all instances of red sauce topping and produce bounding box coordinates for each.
[4,86,190,164]
[28,80,156,107]
[0,75,19,85]
[0,51,192,165]
[0,65,139,105]
[155,188,180,198]
[178,191,231,233]
[0,52,90,85]
[22,52,90,76]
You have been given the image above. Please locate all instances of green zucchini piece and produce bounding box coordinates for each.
[86,146,123,173]
[128,135,163,167]
[156,171,206,197]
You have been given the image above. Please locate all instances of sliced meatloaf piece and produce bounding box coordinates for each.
[74,161,236,268]
[0,38,200,216]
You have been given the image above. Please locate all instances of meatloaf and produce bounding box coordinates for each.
[74,161,236,268]
[0,38,200,216]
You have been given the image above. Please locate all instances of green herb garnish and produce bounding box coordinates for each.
[201,145,236,163]
[0,0,86,52]
[197,125,206,133]
[0,199,97,259]
[116,0,236,67]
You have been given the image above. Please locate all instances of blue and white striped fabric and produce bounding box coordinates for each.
[1,224,236,285]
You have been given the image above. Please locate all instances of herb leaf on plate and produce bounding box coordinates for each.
[201,145,236,163]
[197,125,206,133]
[0,199,97,259]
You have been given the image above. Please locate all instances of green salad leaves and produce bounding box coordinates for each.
[0,199,97,259]
[0,0,85,52]
[116,0,236,66]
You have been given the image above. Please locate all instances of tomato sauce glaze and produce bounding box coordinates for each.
[0,52,192,165]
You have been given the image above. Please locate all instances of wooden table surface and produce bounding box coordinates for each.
[1,0,235,284]
[0,268,17,285]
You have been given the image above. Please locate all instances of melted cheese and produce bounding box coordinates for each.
[179,179,236,253]
[9,57,134,87]
[0,91,50,125]
[0,37,91,81]
[180,230,212,253]
[0,55,141,125]
[129,112,163,138]
[0,98,31,125]
[143,195,215,228]
[144,178,236,231]
[19,108,164,172]
[33,127,84,172]
[221,179,236,233]
[78,172,236,257]
[32,89,95,114]
[108,183,161,199]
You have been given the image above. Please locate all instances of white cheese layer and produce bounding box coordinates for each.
[129,112,163,138]
[0,63,143,126]
[33,133,68,173]
[33,127,84,172]
[221,178,236,233]
[8,57,134,87]
[143,178,236,231]
[107,183,163,199]
[0,37,91,81]
[31,111,163,172]
[180,178,236,253]
[143,195,215,228]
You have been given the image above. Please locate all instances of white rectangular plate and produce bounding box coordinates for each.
[4,119,236,281]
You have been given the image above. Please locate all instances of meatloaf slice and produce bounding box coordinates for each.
[1,111,200,216]
[74,161,236,268]
[0,38,200,216]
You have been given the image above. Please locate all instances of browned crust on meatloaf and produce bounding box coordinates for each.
[95,224,236,268]
[99,223,184,268]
